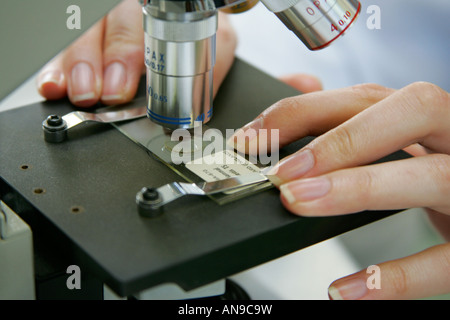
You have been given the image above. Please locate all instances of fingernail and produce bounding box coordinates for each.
[70,62,96,103]
[280,176,330,204]
[37,70,65,99]
[266,149,315,185]
[227,118,263,153]
[38,70,64,89]
[328,277,368,300]
[101,62,127,102]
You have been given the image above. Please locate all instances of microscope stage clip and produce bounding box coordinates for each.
[42,101,147,143]
[136,173,270,218]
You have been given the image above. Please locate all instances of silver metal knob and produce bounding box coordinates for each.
[261,0,361,50]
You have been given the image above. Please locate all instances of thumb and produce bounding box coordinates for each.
[328,243,450,300]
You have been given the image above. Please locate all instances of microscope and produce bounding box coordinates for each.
[141,0,361,129]
[1,0,377,300]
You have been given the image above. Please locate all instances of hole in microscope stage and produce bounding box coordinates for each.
[33,188,46,195]
[70,206,84,214]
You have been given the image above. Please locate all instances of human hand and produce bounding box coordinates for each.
[230,81,450,299]
[36,0,237,107]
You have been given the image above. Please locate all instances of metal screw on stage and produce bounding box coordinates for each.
[136,187,164,218]
[42,114,68,143]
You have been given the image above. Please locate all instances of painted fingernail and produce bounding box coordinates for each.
[101,62,127,102]
[280,176,330,204]
[266,149,315,185]
[70,62,96,103]
[328,277,368,300]
[227,118,263,153]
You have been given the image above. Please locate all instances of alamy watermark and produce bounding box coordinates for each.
[366,264,381,290]
[66,5,81,30]
[168,122,280,171]
[366,5,381,30]
[66,265,81,290]
[66,4,381,31]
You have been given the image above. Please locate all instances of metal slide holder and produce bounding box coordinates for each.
[42,103,147,143]
[136,173,269,217]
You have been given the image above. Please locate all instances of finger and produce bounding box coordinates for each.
[36,54,67,100]
[213,12,237,98]
[270,82,450,184]
[327,243,450,300]
[279,154,450,216]
[101,0,144,105]
[279,73,323,93]
[228,83,395,155]
[427,209,450,242]
[403,143,431,157]
[62,19,105,107]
